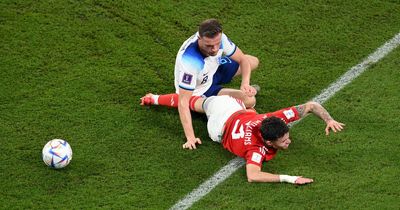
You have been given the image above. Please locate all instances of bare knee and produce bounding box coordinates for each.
[246,55,259,71]
[243,96,256,108]
[218,88,256,108]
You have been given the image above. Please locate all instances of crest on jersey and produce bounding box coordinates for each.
[283,109,295,119]
[251,152,262,163]
[218,57,232,65]
[182,73,193,85]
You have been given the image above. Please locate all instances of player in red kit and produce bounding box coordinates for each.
[186,95,345,184]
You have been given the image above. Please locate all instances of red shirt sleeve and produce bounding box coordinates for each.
[245,150,265,168]
[267,106,300,124]
[245,146,278,168]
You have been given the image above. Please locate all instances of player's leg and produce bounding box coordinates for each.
[192,97,206,113]
[234,54,259,76]
[193,95,246,117]
[140,93,203,113]
[206,56,257,108]
[140,93,179,107]
[201,95,246,143]
[217,88,256,108]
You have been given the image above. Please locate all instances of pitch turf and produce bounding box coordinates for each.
[0,0,399,209]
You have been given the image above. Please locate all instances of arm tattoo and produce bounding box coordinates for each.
[295,105,306,118]
[313,105,333,122]
[296,103,333,122]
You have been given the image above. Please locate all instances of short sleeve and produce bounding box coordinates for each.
[221,33,237,57]
[245,150,265,168]
[176,41,205,91]
[268,107,301,124]
[176,61,197,91]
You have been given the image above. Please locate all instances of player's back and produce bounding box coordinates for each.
[222,105,301,158]
[222,112,266,158]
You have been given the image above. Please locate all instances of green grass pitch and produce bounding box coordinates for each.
[1,0,399,209]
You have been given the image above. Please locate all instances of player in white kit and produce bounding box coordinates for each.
[141,19,259,150]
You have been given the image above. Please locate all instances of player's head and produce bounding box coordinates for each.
[260,116,291,150]
[198,19,223,57]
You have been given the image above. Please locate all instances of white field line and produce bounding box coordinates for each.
[170,32,400,210]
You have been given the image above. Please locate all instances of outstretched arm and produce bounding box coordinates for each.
[178,88,202,149]
[246,164,313,185]
[296,101,345,135]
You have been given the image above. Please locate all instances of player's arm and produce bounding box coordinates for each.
[296,101,345,135]
[230,47,256,96]
[178,88,202,150]
[246,164,313,185]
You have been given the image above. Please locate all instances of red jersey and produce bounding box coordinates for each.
[222,107,300,167]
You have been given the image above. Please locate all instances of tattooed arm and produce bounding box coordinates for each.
[295,102,345,135]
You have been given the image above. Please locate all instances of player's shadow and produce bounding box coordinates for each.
[190,110,208,122]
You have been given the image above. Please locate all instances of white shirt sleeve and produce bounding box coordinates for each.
[221,33,237,57]
[177,61,197,91]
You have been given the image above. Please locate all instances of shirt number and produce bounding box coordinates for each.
[231,120,244,139]
[200,75,208,84]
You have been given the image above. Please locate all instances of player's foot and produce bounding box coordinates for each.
[251,84,260,94]
[140,93,155,106]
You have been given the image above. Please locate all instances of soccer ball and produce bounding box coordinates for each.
[42,139,73,169]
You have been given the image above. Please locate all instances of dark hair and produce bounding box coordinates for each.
[260,116,289,142]
[198,19,223,38]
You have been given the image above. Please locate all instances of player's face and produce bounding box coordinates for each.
[270,133,291,150]
[198,33,222,57]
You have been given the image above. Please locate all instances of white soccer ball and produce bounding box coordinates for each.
[42,139,73,169]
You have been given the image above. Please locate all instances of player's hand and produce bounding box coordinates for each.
[325,119,345,135]
[182,137,202,150]
[294,176,314,185]
[240,84,257,97]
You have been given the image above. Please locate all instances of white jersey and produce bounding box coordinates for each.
[174,32,237,96]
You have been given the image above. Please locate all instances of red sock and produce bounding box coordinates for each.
[157,93,179,107]
[189,96,201,111]
[157,93,201,111]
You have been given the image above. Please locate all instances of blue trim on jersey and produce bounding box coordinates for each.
[203,59,239,96]
[178,85,195,91]
[227,37,234,45]
[225,45,237,57]
[182,41,205,72]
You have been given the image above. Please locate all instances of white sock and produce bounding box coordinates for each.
[152,95,159,105]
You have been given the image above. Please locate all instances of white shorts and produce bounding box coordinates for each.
[203,95,246,143]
